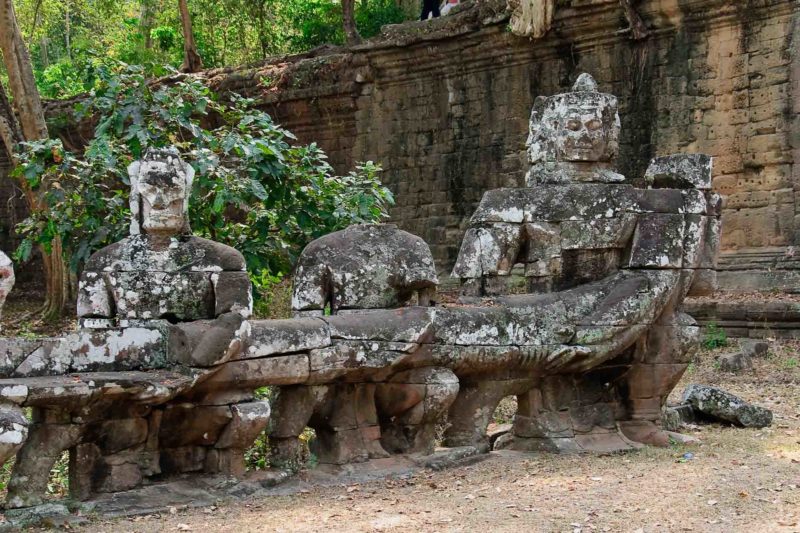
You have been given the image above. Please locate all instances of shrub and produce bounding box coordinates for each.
[703,322,728,349]
[13,62,394,299]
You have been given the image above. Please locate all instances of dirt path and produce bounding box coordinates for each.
[83,348,800,533]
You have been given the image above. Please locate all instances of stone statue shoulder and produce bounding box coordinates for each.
[469,183,637,226]
[84,234,246,273]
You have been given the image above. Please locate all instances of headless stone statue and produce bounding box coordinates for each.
[270,224,457,467]
[445,74,720,452]
[292,223,438,315]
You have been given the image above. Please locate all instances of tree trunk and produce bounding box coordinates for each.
[342,0,361,46]
[39,36,48,68]
[28,0,43,46]
[619,0,649,40]
[0,83,22,161]
[64,2,71,60]
[178,0,203,72]
[508,0,555,38]
[0,0,68,320]
[141,0,155,50]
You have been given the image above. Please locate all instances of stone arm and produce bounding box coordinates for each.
[451,223,523,279]
[172,270,253,367]
[556,270,680,373]
[555,154,717,372]
[76,271,113,318]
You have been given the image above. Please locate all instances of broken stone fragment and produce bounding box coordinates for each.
[292,223,438,314]
[168,312,248,367]
[645,154,713,190]
[717,351,752,373]
[739,339,769,358]
[681,384,772,428]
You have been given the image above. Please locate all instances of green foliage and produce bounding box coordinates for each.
[13,62,393,292]
[703,323,728,350]
[5,0,413,99]
[785,357,798,369]
[151,26,178,52]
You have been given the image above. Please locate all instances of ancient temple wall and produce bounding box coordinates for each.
[1,0,797,289]
[254,0,800,280]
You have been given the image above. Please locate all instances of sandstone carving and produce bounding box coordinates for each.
[0,75,730,513]
[681,384,773,428]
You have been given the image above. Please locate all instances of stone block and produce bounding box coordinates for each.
[739,339,769,358]
[198,355,310,390]
[628,213,685,268]
[717,352,752,372]
[325,307,436,343]
[212,271,252,317]
[247,317,330,359]
[682,384,772,428]
[645,154,712,190]
[94,462,143,494]
[560,214,637,250]
[89,418,149,454]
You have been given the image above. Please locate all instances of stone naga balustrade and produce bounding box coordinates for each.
[0,74,720,511]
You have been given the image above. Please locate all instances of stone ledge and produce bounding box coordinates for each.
[685,297,800,338]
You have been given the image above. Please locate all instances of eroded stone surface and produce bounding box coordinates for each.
[292,224,438,314]
[0,74,724,511]
[682,384,772,428]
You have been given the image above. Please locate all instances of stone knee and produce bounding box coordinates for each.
[444,378,531,451]
[7,408,82,509]
[308,383,387,465]
[206,400,270,476]
[376,367,458,455]
[268,385,323,469]
[626,314,699,422]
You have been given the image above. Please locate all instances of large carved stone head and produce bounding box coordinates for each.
[127,148,194,236]
[527,73,621,183]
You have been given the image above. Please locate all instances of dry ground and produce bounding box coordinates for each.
[76,342,800,533]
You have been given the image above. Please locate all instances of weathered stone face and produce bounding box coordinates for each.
[78,149,250,329]
[128,148,194,236]
[551,99,614,163]
[526,74,621,185]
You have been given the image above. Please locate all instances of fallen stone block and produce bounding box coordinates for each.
[739,339,769,358]
[662,403,696,431]
[717,351,753,372]
[681,384,772,428]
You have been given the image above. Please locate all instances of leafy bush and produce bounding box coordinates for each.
[275,0,406,54]
[703,322,728,349]
[13,62,393,296]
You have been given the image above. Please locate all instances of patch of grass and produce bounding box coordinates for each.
[48,452,69,497]
[703,322,728,349]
